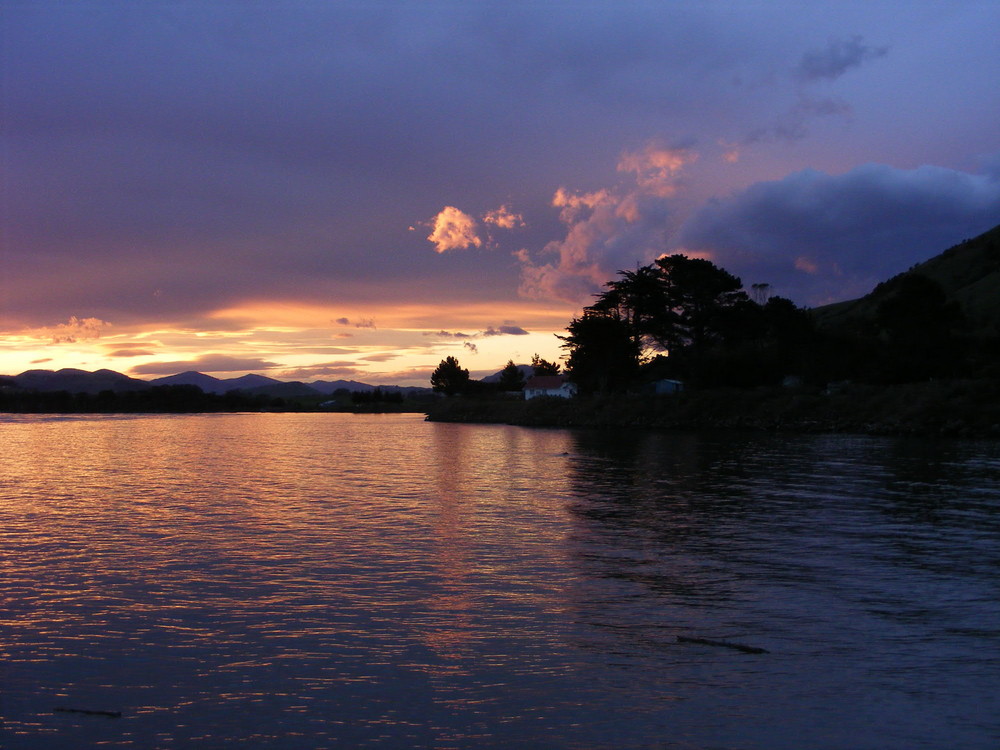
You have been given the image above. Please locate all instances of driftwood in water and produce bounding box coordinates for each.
[677,635,769,654]
[54,707,122,718]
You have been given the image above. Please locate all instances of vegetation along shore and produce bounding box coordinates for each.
[426,224,1000,438]
[4,225,999,436]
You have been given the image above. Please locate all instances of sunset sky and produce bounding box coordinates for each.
[3,2,999,386]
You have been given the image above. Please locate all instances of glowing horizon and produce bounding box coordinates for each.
[4,4,998,383]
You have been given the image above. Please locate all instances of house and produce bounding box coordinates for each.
[523,375,577,400]
[653,378,684,395]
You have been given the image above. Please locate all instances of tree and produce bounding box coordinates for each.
[651,254,748,352]
[560,310,640,394]
[590,264,667,353]
[430,356,470,395]
[531,354,561,375]
[874,274,965,381]
[497,360,525,391]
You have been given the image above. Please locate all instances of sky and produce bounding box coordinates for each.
[3,1,999,386]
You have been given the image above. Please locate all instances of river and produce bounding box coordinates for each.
[2,413,998,749]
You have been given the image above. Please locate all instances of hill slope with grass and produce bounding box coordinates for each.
[813,222,1000,333]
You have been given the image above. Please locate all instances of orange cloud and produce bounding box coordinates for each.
[482,204,525,229]
[428,206,482,252]
[30,316,112,344]
[516,140,700,304]
[617,143,697,196]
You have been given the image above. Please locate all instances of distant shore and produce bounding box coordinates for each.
[425,380,1000,438]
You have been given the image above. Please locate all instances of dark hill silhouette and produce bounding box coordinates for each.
[813,222,1000,334]
[4,368,432,397]
[12,368,151,394]
[308,379,375,394]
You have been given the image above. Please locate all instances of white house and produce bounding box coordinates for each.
[523,375,577,400]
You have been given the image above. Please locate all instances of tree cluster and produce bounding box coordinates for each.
[429,252,996,400]
[0,384,289,413]
[350,387,404,404]
[560,253,998,394]
[560,254,816,393]
[430,355,560,396]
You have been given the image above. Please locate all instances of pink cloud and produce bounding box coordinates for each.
[516,143,697,303]
[427,206,482,252]
[483,204,525,229]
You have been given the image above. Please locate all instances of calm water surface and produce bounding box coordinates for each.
[2,413,998,749]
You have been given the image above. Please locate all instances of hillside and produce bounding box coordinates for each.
[813,222,1000,333]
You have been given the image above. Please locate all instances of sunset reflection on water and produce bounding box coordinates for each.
[2,414,999,749]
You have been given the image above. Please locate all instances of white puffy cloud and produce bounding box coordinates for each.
[427,206,482,253]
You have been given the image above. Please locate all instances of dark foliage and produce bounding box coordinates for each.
[0,384,285,413]
[351,388,404,404]
[530,354,561,375]
[430,356,471,395]
[497,360,526,391]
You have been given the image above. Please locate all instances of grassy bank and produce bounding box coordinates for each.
[425,379,1000,438]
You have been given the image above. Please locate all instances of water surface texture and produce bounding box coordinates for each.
[2,414,999,749]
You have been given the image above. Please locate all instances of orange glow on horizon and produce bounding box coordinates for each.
[1,299,576,386]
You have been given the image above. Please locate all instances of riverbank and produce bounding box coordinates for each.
[425,379,1000,438]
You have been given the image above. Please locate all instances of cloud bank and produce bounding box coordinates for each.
[678,162,1000,303]
[132,354,281,376]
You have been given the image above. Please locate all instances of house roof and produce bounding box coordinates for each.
[524,375,569,390]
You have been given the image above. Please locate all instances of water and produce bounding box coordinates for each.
[2,413,998,749]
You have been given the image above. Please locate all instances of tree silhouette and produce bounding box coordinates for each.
[430,356,470,395]
[531,354,561,375]
[497,360,525,391]
[560,311,640,394]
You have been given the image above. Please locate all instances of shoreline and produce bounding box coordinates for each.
[424,380,1000,438]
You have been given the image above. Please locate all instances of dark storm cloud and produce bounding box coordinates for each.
[677,162,1000,304]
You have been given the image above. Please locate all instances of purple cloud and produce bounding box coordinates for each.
[795,36,889,83]
[677,162,1000,304]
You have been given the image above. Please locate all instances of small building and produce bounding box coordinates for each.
[653,378,684,395]
[523,375,577,400]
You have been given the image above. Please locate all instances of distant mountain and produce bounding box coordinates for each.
[3,368,431,397]
[308,379,376,394]
[149,370,226,392]
[814,222,1000,333]
[149,371,282,394]
[481,364,533,383]
[224,373,281,390]
[242,381,321,398]
[11,368,151,394]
